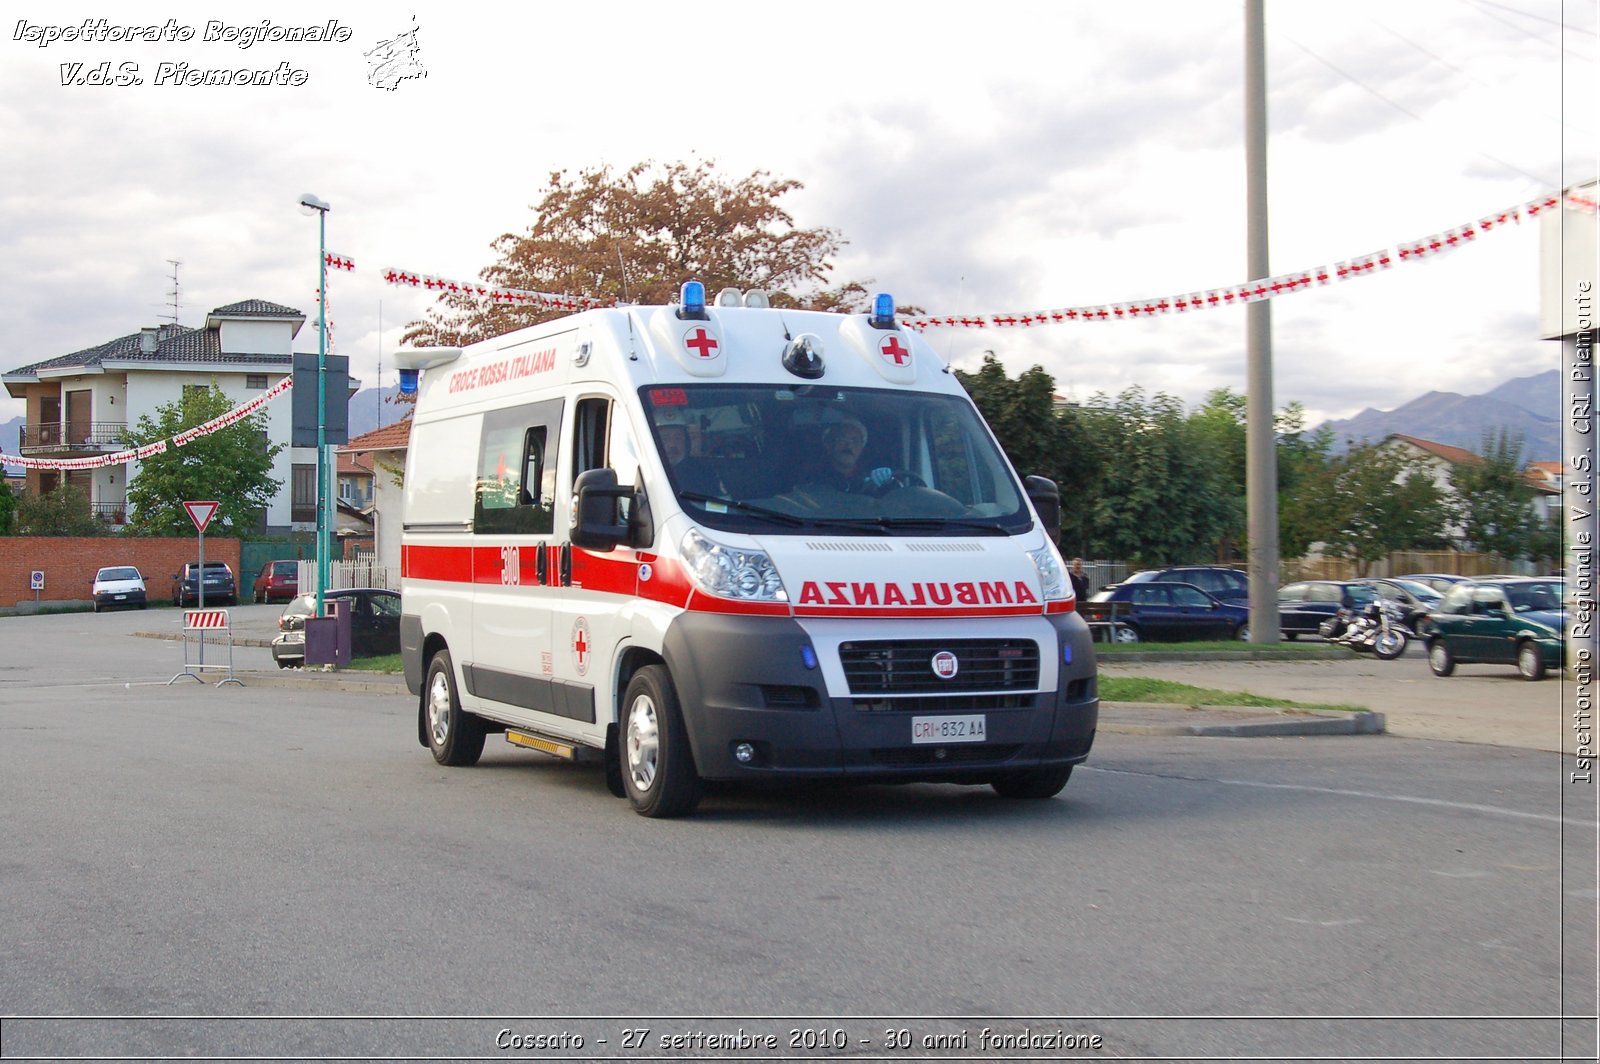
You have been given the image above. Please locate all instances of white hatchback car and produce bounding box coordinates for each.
[91,566,148,612]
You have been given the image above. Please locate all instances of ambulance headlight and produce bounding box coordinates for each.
[681,529,788,602]
[1028,543,1070,602]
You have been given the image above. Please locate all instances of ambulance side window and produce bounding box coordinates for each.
[571,395,633,524]
[475,400,560,535]
[572,396,610,477]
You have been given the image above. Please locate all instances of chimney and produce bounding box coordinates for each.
[139,327,159,354]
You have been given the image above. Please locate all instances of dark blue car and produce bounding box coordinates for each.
[1082,581,1251,643]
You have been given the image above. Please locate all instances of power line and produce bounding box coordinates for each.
[1458,0,1596,61]
[1467,0,1598,33]
[1276,31,1561,187]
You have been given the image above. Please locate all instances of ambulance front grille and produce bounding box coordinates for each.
[839,639,1039,695]
[869,744,1022,766]
[852,694,1035,714]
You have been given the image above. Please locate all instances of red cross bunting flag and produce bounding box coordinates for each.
[184,500,220,533]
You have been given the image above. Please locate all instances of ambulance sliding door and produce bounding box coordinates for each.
[461,399,568,731]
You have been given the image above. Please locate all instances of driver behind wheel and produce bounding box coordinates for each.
[812,416,894,494]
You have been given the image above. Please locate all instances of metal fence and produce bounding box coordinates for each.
[297,555,397,594]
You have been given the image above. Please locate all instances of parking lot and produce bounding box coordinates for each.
[2,602,1593,1062]
[10,600,1580,755]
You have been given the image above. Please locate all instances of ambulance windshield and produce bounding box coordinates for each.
[642,384,1032,536]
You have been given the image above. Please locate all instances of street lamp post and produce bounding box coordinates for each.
[299,193,331,619]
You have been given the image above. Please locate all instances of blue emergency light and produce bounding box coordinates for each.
[677,280,709,320]
[870,292,897,330]
[398,369,418,395]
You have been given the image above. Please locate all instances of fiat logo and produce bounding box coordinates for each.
[931,651,959,679]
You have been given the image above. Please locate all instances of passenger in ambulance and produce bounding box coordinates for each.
[659,422,725,498]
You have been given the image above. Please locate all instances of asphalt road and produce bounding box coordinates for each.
[1,608,1596,1062]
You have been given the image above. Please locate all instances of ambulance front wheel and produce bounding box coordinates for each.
[620,665,702,818]
[425,649,485,767]
[990,764,1072,800]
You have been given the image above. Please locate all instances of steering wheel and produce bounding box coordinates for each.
[861,469,926,496]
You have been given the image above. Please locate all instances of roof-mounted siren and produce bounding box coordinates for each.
[392,347,463,395]
[716,287,743,307]
[743,290,770,308]
[870,292,898,330]
[782,334,825,379]
[676,280,709,321]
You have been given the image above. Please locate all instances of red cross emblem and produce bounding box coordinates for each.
[880,337,911,366]
[684,328,719,359]
[572,618,590,676]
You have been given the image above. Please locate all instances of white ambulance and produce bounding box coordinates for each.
[395,282,1098,817]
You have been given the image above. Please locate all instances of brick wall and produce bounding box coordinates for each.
[0,537,241,607]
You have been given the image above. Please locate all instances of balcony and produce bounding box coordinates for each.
[92,502,128,526]
[19,422,128,456]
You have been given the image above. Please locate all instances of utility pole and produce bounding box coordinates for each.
[1245,0,1281,642]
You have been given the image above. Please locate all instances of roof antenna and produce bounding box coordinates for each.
[161,260,182,325]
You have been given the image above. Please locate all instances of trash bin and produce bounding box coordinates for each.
[304,598,352,667]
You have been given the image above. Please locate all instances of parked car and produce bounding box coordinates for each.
[1422,578,1566,681]
[171,561,237,607]
[1114,565,1250,603]
[1353,577,1443,631]
[1276,580,1379,639]
[253,560,300,604]
[270,588,402,667]
[1081,581,1250,643]
[91,566,147,612]
[1395,573,1471,595]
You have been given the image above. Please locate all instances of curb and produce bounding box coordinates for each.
[1099,702,1385,737]
[231,669,408,694]
[1097,647,1353,662]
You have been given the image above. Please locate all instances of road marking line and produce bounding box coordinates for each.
[1084,766,1597,828]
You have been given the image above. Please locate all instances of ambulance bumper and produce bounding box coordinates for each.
[661,612,1098,782]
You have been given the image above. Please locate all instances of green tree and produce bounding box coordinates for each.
[122,384,283,536]
[1275,402,1335,559]
[1451,429,1537,559]
[0,478,16,535]
[954,352,1099,551]
[405,159,880,347]
[15,484,106,536]
[1186,388,1248,559]
[1076,387,1234,565]
[1315,442,1453,574]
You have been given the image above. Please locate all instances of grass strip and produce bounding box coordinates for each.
[348,652,403,673]
[1096,640,1334,654]
[1100,675,1368,714]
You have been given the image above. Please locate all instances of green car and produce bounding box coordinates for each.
[1422,578,1566,681]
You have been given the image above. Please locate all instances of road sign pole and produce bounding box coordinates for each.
[197,525,206,667]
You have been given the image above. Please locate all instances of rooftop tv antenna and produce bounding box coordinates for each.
[160,260,183,324]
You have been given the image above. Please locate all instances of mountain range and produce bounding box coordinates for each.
[1,370,1566,472]
[1315,369,1560,462]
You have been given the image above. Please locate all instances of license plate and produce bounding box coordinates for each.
[911,715,987,744]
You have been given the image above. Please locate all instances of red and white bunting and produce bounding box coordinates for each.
[324,250,356,272]
[379,266,608,312]
[3,377,293,471]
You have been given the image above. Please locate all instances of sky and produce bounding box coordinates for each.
[1,0,1595,434]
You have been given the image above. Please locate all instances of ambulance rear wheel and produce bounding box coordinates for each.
[620,665,701,818]
[425,649,485,767]
[990,765,1072,800]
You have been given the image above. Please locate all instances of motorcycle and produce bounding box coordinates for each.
[1332,598,1413,659]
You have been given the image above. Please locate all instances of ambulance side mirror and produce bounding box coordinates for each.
[1025,475,1061,544]
[571,468,636,551]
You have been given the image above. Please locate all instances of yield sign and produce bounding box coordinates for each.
[183,500,220,533]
